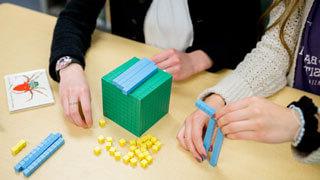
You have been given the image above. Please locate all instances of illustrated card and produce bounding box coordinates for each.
[4,69,54,112]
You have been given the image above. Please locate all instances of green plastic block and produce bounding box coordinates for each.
[101,57,172,137]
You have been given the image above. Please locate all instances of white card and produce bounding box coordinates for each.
[4,69,54,112]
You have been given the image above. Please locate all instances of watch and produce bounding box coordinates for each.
[55,56,81,82]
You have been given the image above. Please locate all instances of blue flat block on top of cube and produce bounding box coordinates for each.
[195,100,223,167]
[112,58,150,88]
[112,58,154,90]
[14,133,64,177]
[112,58,157,95]
[121,63,158,95]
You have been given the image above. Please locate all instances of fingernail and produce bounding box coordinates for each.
[201,154,206,160]
[197,157,202,162]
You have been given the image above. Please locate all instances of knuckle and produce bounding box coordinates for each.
[252,107,261,115]
[255,119,264,129]
[176,134,180,141]
[256,131,265,140]
[171,55,179,63]
[83,107,91,114]
[176,65,182,71]
[168,49,176,55]
[67,87,74,94]
[186,117,193,124]
[226,125,235,133]
[232,133,240,139]
[70,110,77,117]
[64,111,70,118]
[221,127,227,134]
[80,87,88,94]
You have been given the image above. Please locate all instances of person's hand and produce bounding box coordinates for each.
[150,49,213,81]
[176,94,225,162]
[216,97,300,143]
[59,63,93,128]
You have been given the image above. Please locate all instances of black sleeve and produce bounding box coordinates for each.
[289,96,320,156]
[49,0,106,82]
[186,1,262,72]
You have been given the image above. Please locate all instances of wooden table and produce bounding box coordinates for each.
[0,3,319,180]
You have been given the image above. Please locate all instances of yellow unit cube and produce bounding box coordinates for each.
[137,153,144,160]
[129,145,137,152]
[136,139,142,146]
[140,136,147,143]
[140,159,148,168]
[11,139,27,156]
[150,137,157,144]
[106,137,113,143]
[145,155,153,165]
[127,152,134,158]
[94,146,102,156]
[140,147,147,153]
[130,157,138,167]
[146,134,153,140]
[105,142,112,150]
[118,138,126,147]
[114,151,121,160]
[122,155,130,164]
[134,149,141,155]
[129,140,136,146]
[146,141,152,149]
[99,119,106,128]
[141,144,147,149]
[97,135,105,144]
[109,147,116,156]
[151,145,159,153]
[143,151,150,157]
[154,141,162,148]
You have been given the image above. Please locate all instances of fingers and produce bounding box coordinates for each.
[226,131,258,141]
[156,56,179,70]
[79,92,93,128]
[150,49,175,63]
[164,65,180,75]
[61,92,70,121]
[221,120,257,135]
[191,113,207,158]
[185,117,202,162]
[216,97,251,119]
[176,123,188,150]
[217,107,251,127]
[69,96,86,128]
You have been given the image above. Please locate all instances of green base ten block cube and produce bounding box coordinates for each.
[101,57,172,136]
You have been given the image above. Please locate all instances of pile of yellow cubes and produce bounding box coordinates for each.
[93,119,162,169]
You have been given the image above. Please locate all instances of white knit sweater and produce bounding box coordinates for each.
[199,0,320,163]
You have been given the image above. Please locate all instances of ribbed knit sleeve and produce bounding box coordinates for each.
[198,2,302,103]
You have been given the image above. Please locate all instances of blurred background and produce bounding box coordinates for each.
[0,0,111,31]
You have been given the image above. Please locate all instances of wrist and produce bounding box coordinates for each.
[55,56,83,82]
[287,107,304,145]
[59,63,84,79]
[188,50,213,73]
[204,94,226,109]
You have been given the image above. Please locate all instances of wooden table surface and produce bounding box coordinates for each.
[0,3,319,180]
